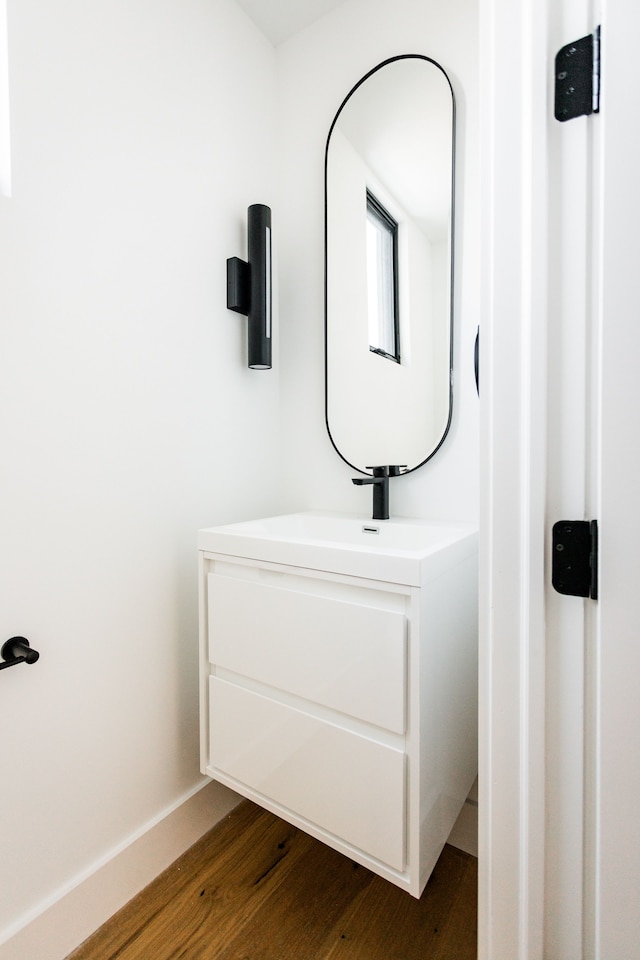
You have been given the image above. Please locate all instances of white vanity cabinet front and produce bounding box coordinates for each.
[199,537,477,898]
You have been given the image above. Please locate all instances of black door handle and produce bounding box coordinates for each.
[0,637,40,671]
[474,327,479,394]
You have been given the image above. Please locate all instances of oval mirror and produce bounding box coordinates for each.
[325,55,455,474]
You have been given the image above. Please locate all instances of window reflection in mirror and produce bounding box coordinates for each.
[366,190,400,363]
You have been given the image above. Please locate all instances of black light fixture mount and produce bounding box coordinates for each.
[227,204,272,370]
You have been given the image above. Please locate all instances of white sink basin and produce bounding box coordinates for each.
[198,511,477,585]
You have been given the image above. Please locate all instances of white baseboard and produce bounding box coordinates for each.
[0,780,240,960]
[447,800,479,857]
[446,778,479,857]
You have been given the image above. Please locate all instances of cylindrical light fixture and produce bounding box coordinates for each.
[247,204,271,370]
[226,204,272,370]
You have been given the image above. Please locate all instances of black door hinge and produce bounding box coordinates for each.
[552,520,598,600]
[555,26,601,122]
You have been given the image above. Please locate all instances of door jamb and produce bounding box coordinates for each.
[478,0,549,956]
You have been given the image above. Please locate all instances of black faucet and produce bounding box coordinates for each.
[352,465,406,520]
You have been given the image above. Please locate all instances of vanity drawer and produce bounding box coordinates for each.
[209,677,406,871]
[207,571,407,733]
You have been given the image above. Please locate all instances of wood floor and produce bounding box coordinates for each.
[68,800,477,960]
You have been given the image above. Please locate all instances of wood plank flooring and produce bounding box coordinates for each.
[68,801,477,960]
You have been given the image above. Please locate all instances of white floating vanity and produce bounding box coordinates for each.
[198,512,478,897]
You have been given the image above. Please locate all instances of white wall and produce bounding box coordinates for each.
[276,0,479,522]
[0,0,279,947]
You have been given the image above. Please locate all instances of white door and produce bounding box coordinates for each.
[480,0,640,958]
[587,1,640,955]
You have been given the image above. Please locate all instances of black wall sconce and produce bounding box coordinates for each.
[227,204,272,370]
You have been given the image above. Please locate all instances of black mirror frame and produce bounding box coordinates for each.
[324,54,456,476]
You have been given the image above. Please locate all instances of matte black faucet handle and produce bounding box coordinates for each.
[365,465,407,477]
[365,465,390,478]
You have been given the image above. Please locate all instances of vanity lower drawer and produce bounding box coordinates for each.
[208,677,406,871]
[207,571,407,733]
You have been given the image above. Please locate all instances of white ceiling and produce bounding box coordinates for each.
[234,0,348,45]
